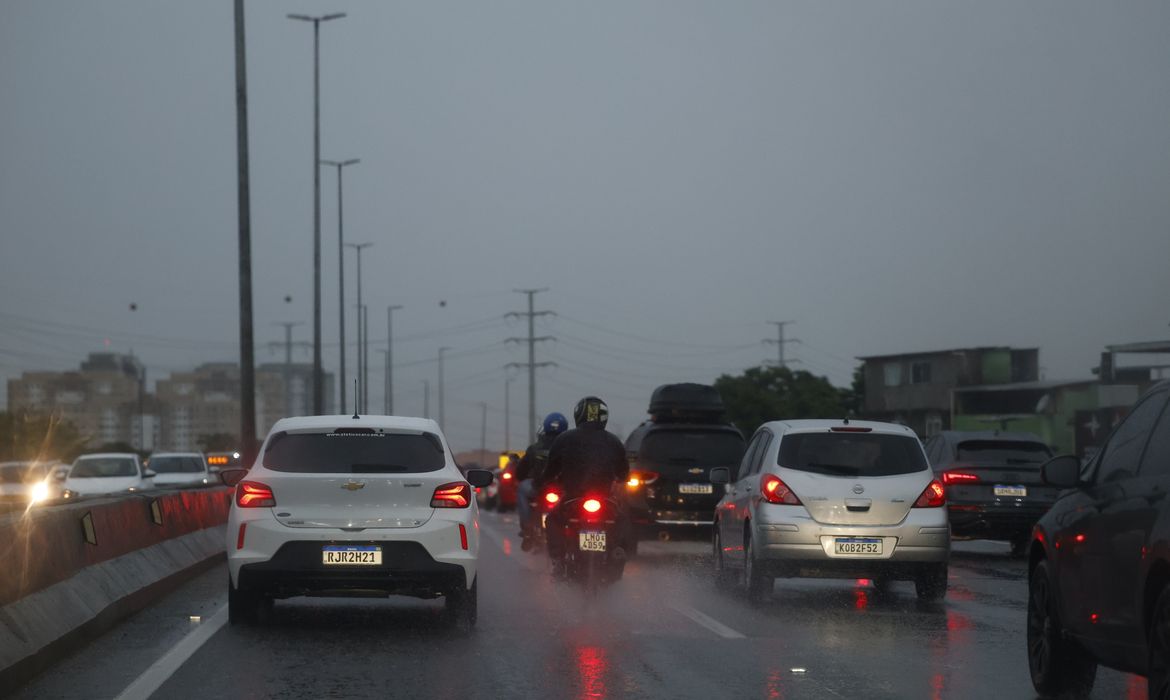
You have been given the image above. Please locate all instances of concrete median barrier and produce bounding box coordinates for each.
[0,487,232,692]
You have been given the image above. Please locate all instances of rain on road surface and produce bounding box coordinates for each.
[11,511,1146,700]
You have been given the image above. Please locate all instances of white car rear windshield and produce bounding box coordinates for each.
[262,430,446,473]
[72,458,138,478]
[778,432,927,477]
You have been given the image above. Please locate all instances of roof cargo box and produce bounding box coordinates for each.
[649,383,726,419]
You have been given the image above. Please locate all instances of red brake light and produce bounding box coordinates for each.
[582,498,602,513]
[942,471,980,485]
[236,481,275,508]
[459,523,469,550]
[760,473,801,505]
[544,491,561,505]
[502,471,513,480]
[830,426,872,433]
[431,482,471,508]
[914,479,946,508]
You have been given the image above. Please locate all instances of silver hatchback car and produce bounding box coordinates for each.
[711,419,950,603]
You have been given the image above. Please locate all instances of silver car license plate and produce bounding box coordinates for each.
[834,538,882,556]
[994,485,1027,498]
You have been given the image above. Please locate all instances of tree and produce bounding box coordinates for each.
[0,411,89,462]
[714,365,848,437]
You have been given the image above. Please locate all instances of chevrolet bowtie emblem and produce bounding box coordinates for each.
[342,481,366,491]
[688,468,703,475]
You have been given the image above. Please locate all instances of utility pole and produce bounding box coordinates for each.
[438,347,451,432]
[287,11,346,414]
[377,349,389,413]
[269,322,308,416]
[235,0,257,460]
[764,321,799,368]
[345,242,372,411]
[503,371,514,452]
[422,379,430,419]
[362,304,369,413]
[506,288,555,444]
[320,157,359,413]
[480,402,487,456]
[386,305,403,414]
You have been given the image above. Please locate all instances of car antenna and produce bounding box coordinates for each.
[352,379,360,419]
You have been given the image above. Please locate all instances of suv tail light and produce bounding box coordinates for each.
[760,473,801,505]
[914,479,946,508]
[942,470,980,485]
[236,481,275,508]
[431,482,471,508]
[627,471,660,488]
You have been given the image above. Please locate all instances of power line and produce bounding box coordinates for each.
[764,321,798,367]
[505,289,555,444]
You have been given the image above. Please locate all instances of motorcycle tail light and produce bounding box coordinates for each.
[582,498,602,514]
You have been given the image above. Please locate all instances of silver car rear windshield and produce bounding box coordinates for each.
[262,430,446,473]
[956,440,1051,465]
[778,433,927,477]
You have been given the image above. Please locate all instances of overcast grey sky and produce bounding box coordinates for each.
[2,1,1168,452]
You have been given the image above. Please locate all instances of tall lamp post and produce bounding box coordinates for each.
[386,304,403,414]
[320,157,359,413]
[345,242,373,412]
[287,11,346,414]
[438,346,451,432]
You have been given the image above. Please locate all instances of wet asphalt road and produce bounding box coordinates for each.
[12,511,1148,700]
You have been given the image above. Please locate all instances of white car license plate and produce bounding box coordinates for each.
[994,485,1027,498]
[679,483,713,495]
[834,538,882,556]
[579,531,607,552]
[322,545,382,565]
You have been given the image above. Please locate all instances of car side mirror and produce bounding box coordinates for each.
[209,466,221,475]
[465,469,494,488]
[710,467,730,485]
[1041,455,1081,488]
[219,468,249,487]
[143,469,157,479]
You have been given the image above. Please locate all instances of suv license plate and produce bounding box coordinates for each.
[679,483,713,495]
[994,485,1027,498]
[834,538,882,556]
[323,545,382,565]
[579,531,607,552]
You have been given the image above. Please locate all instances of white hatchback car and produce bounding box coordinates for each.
[64,452,154,497]
[223,415,493,629]
[711,419,950,602]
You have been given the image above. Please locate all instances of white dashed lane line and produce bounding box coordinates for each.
[113,604,228,700]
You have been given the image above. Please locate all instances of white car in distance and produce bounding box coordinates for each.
[64,453,155,498]
[146,452,214,487]
[223,415,494,630]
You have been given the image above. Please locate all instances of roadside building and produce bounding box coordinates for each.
[857,347,1040,437]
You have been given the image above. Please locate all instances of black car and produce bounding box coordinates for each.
[923,430,1056,554]
[1026,380,1170,698]
[624,384,746,538]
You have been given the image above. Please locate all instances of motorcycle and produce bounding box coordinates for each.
[521,484,562,552]
[548,491,628,592]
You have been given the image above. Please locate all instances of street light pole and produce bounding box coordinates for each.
[287,11,345,414]
[344,242,372,412]
[422,379,430,419]
[320,157,359,413]
[438,346,451,432]
[386,304,403,414]
[362,303,369,413]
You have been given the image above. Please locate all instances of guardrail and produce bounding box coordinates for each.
[0,486,232,691]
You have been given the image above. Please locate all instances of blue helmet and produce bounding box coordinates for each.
[542,412,569,437]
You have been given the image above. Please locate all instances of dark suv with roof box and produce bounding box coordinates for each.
[623,384,746,540]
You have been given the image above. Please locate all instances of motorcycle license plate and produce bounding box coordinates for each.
[579,531,607,552]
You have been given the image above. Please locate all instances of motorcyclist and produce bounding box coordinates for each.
[516,412,568,548]
[543,396,630,569]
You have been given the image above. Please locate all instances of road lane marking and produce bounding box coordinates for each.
[669,602,746,639]
[113,604,228,700]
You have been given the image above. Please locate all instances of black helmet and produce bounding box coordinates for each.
[573,396,609,429]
